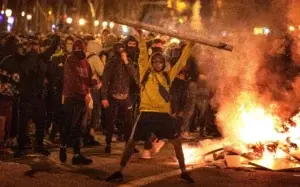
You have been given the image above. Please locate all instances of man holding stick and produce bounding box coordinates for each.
[105,28,195,183]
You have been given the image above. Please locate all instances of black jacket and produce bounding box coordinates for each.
[101,54,136,100]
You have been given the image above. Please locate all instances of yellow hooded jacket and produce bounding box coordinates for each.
[139,37,193,114]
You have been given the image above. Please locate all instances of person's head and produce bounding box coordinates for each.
[103,33,117,48]
[65,35,74,54]
[72,39,86,60]
[2,35,20,56]
[151,52,165,72]
[123,35,138,60]
[29,41,40,53]
[101,29,111,42]
[169,47,182,67]
[149,38,163,55]
[40,38,51,53]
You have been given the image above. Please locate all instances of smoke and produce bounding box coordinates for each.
[190,0,300,143]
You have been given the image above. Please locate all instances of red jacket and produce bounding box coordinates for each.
[63,55,95,100]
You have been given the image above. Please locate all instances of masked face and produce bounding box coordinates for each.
[126,41,137,60]
[74,51,86,60]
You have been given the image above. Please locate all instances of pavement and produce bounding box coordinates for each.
[1,135,300,187]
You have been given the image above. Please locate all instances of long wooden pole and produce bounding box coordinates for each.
[110,17,233,52]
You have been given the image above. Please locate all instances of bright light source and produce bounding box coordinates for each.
[122,25,128,33]
[178,18,184,24]
[66,17,73,24]
[48,10,52,15]
[7,25,12,32]
[109,22,115,29]
[79,18,86,26]
[5,9,12,17]
[253,27,263,35]
[26,14,32,20]
[170,38,180,44]
[298,25,300,30]
[263,27,270,35]
[21,11,25,17]
[221,31,228,37]
[1,10,4,14]
[102,21,108,28]
[52,24,56,29]
[7,16,14,24]
[94,20,99,27]
[289,26,295,32]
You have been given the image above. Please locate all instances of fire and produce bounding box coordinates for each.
[182,91,300,164]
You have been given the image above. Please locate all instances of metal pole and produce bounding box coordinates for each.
[110,17,233,52]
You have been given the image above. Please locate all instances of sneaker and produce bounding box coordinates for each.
[180,172,194,183]
[151,140,165,155]
[34,147,51,156]
[72,154,93,165]
[140,149,152,159]
[105,145,111,153]
[59,148,67,163]
[13,149,26,158]
[106,171,123,182]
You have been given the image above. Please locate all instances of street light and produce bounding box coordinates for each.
[5,9,12,17]
[21,11,25,17]
[66,17,73,24]
[1,10,4,14]
[289,26,295,32]
[94,20,99,27]
[27,14,32,20]
[122,25,129,33]
[7,17,14,25]
[79,18,86,26]
[102,21,108,28]
[109,22,115,29]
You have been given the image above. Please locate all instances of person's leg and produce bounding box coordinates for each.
[34,98,50,156]
[104,98,119,153]
[182,82,197,134]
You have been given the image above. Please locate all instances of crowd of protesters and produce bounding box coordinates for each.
[0,27,221,183]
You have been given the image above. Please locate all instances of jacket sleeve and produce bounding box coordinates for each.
[169,42,194,84]
[125,60,137,77]
[100,60,113,100]
[138,36,149,83]
[39,36,60,60]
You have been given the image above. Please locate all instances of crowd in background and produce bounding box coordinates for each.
[0,28,220,163]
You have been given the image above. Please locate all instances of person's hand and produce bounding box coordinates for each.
[102,100,110,108]
[121,52,129,64]
[85,94,91,105]
[95,81,102,89]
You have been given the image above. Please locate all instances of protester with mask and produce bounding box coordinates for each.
[106,29,195,183]
[14,35,60,158]
[59,39,100,165]
[101,42,137,153]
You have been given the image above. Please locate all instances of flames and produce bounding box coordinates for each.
[183,91,300,164]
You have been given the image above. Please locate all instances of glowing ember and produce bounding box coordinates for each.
[182,145,203,164]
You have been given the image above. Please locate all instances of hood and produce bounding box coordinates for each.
[86,40,102,55]
[149,52,166,72]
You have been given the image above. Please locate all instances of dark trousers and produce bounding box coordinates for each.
[18,97,46,149]
[90,88,101,129]
[104,97,133,145]
[60,98,86,154]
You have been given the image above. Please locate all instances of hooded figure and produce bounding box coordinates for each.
[60,39,97,165]
[106,32,195,183]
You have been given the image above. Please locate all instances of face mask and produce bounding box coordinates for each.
[74,51,86,60]
[126,47,137,59]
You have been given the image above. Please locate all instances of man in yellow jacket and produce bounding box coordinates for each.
[106,30,195,183]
